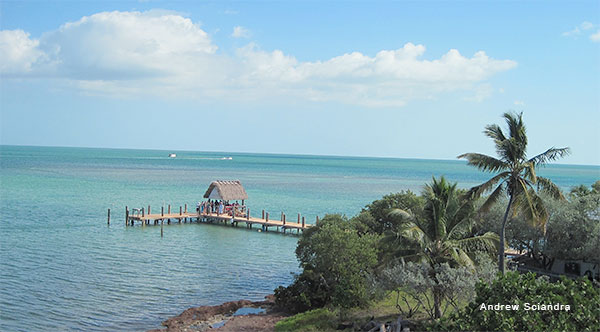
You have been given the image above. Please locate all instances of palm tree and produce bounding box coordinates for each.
[382,176,499,318]
[458,111,570,274]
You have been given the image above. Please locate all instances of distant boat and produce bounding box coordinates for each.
[221,157,233,160]
[169,153,177,158]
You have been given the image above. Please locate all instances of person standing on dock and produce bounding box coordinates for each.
[218,201,224,215]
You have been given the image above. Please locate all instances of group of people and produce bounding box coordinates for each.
[196,199,243,217]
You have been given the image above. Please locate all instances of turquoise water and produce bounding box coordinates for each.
[0,145,598,331]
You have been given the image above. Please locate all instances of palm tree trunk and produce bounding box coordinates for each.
[433,288,442,319]
[499,195,514,274]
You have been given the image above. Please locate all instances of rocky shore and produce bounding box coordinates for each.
[149,295,287,332]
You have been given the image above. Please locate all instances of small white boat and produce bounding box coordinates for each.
[221,157,233,160]
[169,153,177,158]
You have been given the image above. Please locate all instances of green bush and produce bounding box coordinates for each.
[362,191,425,234]
[274,214,380,313]
[431,272,600,331]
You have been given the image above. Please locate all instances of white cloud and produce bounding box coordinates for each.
[590,30,600,42]
[232,26,251,38]
[0,30,44,75]
[514,100,525,106]
[580,21,594,30]
[0,10,517,107]
[562,21,598,40]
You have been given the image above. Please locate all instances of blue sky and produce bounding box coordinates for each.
[1,0,599,165]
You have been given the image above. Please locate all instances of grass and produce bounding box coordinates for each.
[274,308,338,332]
[274,289,467,332]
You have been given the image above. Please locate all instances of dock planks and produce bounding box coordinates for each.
[125,208,312,233]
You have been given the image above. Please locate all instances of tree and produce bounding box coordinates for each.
[458,112,570,274]
[274,214,380,312]
[382,176,499,318]
[361,190,425,234]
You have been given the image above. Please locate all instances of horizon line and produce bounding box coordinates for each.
[1,143,599,168]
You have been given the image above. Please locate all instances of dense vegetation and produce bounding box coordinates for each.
[431,272,600,332]
[274,113,598,330]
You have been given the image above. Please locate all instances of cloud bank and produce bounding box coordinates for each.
[0,10,517,107]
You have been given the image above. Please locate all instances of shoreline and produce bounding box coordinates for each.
[149,295,288,332]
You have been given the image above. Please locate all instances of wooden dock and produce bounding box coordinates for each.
[123,205,314,234]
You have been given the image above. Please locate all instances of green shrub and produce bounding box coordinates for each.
[431,272,600,331]
[274,214,380,313]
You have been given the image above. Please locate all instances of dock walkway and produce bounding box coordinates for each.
[124,205,313,234]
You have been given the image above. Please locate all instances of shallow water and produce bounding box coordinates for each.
[0,145,597,331]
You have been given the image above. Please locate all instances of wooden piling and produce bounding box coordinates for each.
[283,213,286,225]
[266,212,269,221]
[302,216,305,228]
[168,205,171,214]
[161,220,164,237]
[262,210,265,219]
[125,206,129,226]
[161,206,164,217]
[107,208,110,225]
[247,208,250,220]
[297,213,300,223]
[184,204,187,213]
[316,215,319,224]
[180,206,182,215]
[148,205,151,215]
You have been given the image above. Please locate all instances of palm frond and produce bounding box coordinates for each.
[523,161,537,184]
[398,221,430,247]
[537,176,565,200]
[447,247,476,269]
[446,216,474,240]
[465,171,510,199]
[513,180,549,229]
[455,232,500,255]
[387,208,413,221]
[479,182,505,212]
[527,147,571,165]
[484,124,507,143]
[504,112,527,146]
[457,153,509,173]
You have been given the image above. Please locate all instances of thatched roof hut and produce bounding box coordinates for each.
[203,180,248,201]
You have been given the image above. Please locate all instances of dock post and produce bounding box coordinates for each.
[168,205,171,214]
[316,216,319,224]
[297,213,300,224]
[107,208,110,225]
[148,205,151,215]
[266,212,269,222]
[302,216,305,228]
[161,206,164,217]
[283,213,286,225]
[142,207,145,217]
[262,210,265,219]
[185,204,187,213]
[125,206,129,226]
[180,206,182,215]
[161,220,164,237]
[247,209,250,220]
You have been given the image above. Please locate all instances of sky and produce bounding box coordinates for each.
[1,0,599,165]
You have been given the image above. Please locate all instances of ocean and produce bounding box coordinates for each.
[0,145,598,331]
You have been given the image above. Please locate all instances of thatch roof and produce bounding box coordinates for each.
[203,180,248,201]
